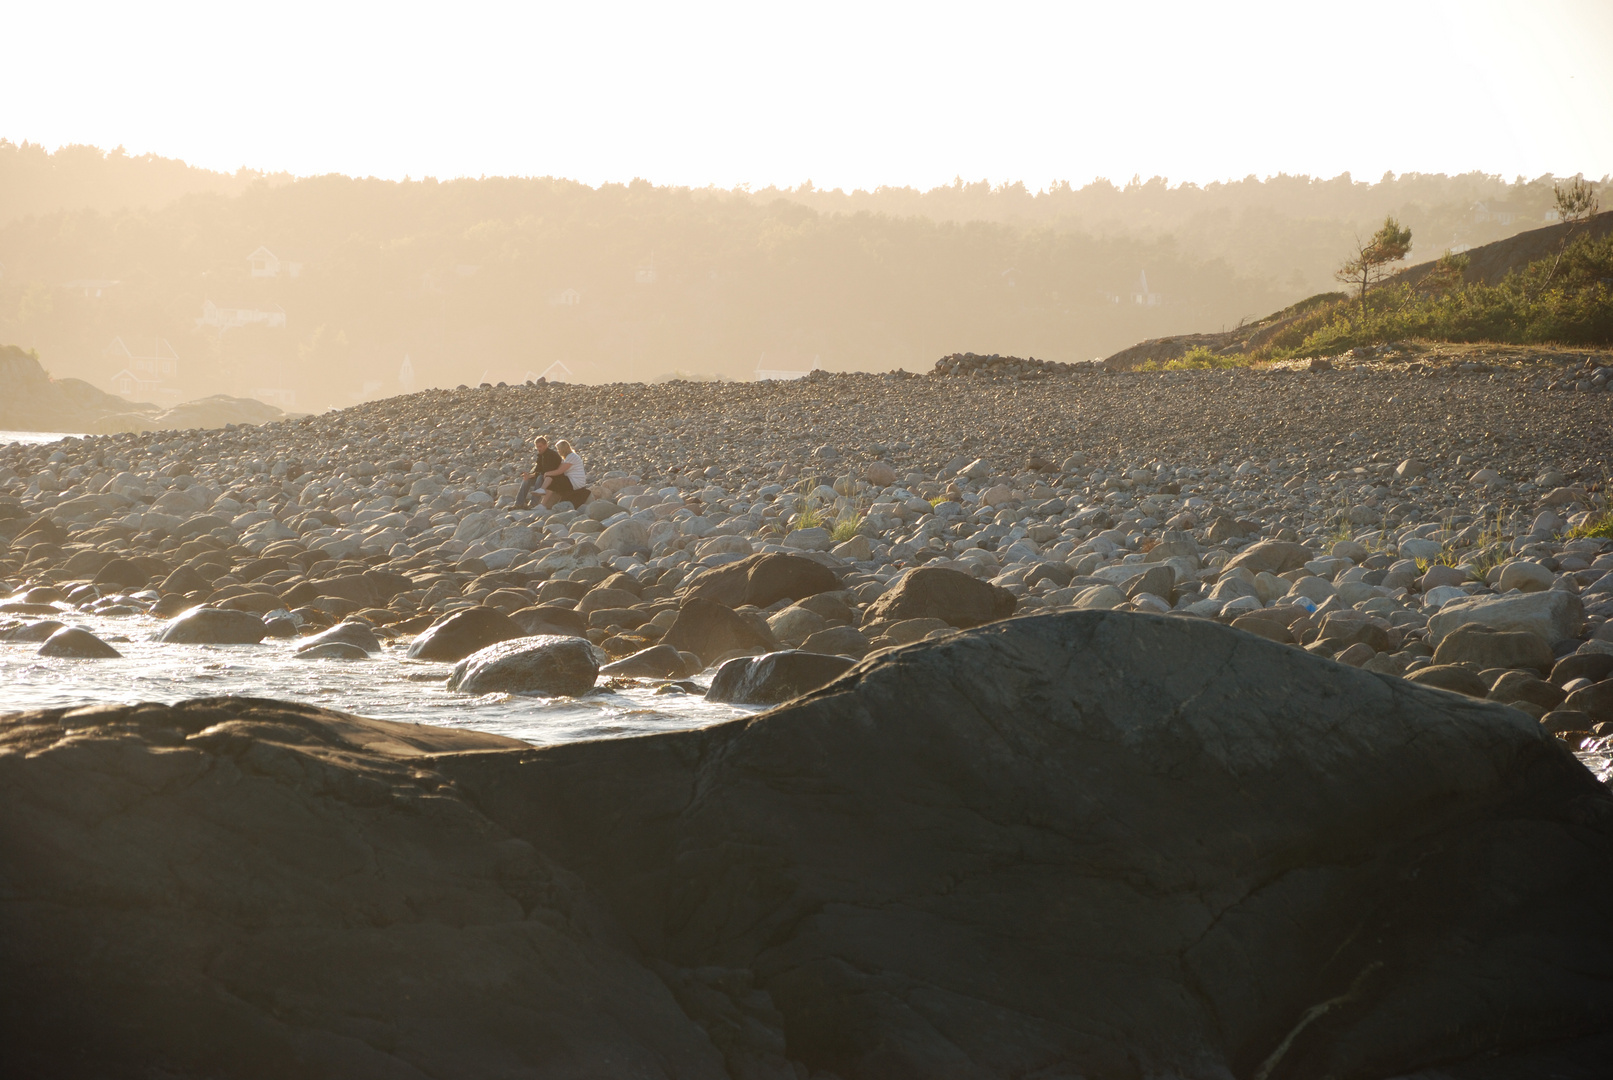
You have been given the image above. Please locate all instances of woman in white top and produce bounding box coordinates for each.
[541,439,590,507]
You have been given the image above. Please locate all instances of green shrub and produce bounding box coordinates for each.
[1141,345,1245,370]
[1253,233,1613,358]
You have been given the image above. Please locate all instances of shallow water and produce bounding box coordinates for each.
[0,608,760,746]
[0,430,86,446]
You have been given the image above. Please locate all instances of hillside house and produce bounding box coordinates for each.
[249,387,298,410]
[198,300,287,330]
[248,246,303,278]
[550,288,582,306]
[539,360,575,382]
[1131,270,1162,306]
[106,337,181,404]
[1472,202,1518,226]
[635,258,658,285]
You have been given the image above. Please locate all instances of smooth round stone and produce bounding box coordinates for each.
[1422,585,1470,611]
[38,627,122,659]
[447,635,600,696]
[295,642,371,660]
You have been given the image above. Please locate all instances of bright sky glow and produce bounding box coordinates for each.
[9,0,1613,189]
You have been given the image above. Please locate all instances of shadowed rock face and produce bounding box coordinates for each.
[5,613,1613,1079]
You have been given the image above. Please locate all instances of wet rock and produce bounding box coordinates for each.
[707,650,860,706]
[447,635,600,696]
[37,627,122,659]
[406,606,523,662]
[863,565,1016,628]
[1432,624,1554,673]
[4,619,66,643]
[154,606,267,645]
[661,597,778,668]
[295,621,383,656]
[600,644,690,679]
[295,642,371,660]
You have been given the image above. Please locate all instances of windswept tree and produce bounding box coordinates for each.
[1538,177,1601,294]
[1555,176,1600,225]
[1335,216,1413,314]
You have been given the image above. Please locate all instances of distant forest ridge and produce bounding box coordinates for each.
[4,139,1605,236]
[0,140,1604,408]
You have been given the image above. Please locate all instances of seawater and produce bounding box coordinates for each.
[0,608,760,745]
[0,430,87,446]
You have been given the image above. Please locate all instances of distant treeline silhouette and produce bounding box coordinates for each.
[0,141,1600,408]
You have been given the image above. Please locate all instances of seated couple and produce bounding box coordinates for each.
[514,436,590,509]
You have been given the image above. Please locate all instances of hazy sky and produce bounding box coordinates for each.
[10,0,1613,190]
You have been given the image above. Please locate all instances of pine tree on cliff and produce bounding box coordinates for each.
[1336,216,1413,315]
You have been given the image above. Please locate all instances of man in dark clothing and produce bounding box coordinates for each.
[513,436,562,509]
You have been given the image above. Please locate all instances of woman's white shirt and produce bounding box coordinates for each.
[563,452,586,486]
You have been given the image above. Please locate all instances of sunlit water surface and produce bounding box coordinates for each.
[1,608,760,746]
[1,430,87,446]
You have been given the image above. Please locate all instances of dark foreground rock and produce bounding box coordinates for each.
[447,635,600,696]
[706,649,857,706]
[5,613,1613,1079]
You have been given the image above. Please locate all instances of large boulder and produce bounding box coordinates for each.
[1432,623,1554,673]
[863,565,1017,628]
[706,650,857,706]
[682,552,841,609]
[1428,589,1584,645]
[446,635,600,696]
[600,644,690,679]
[508,604,588,638]
[37,627,122,659]
[153,606,267,645]
[294,621,382,656]
[660,597,777,667]
[4,615,1613,1077]
[406,606,523,662]
[1221,540,1315,575]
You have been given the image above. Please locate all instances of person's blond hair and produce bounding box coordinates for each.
[556,439,573,454]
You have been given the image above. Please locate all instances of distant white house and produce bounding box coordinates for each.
[754,353,821,381]
[106,337,181,403]
[198,300,287,330]
[1131,270,1162,306]
[539,360,575,382]
[1472,201,1517,226]
[550,288,582,306]
[61,279,120,299]
[248,246,303,278]
[250,387,298,410]
[635,258,658,285]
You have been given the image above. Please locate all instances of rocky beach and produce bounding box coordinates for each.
[6,348,1613,1076]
